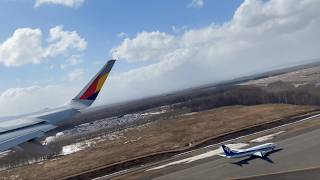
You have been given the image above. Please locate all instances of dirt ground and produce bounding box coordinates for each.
[0,104,317,180]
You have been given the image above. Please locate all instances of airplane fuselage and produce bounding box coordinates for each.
[223,143,276,158]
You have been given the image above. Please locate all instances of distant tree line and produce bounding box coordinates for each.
[171,84,320,112]
[75,82,320,122]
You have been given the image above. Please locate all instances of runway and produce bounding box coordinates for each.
[154,128,320,180]
[111,115,320,180]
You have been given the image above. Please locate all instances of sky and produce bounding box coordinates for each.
[0,0,320,116]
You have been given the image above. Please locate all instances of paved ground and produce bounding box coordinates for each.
[109,115,320,180]
[241,167,320,180]
[154,128,320,180]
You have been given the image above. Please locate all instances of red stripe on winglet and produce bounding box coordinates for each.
[80,78,99,99]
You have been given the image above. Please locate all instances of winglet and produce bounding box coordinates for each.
[71,59,116,107]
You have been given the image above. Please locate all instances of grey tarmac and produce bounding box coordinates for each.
[153,125,320,180]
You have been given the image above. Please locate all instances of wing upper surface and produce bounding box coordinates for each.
[0,107,78,152]
[0,118,45,133]
[0,123,56,152]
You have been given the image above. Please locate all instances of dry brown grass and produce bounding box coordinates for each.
[0,104,317,180]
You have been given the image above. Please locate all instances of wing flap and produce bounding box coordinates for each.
[0,123,56,152]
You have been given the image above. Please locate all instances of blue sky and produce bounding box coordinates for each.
[0,0,243,92]
[1,0,320,116]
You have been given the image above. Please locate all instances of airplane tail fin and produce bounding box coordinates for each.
[221,144,234,156]
[71,59,116,108]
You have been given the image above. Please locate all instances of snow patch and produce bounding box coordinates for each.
[123,137,142,144]
[147,143,248,171]
[56,132,64,136]
[61,141,94,155]
[60,132,123,155]
[141,110,167,116]
[183,112,198,116]
[293,83,308,88]
[250,131,285,143]
[43,132,65,145]
[43,106,170,146]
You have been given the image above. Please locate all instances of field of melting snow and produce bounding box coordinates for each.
[60,132,123,155]
[0,106,170,170]
[45,106,170,154]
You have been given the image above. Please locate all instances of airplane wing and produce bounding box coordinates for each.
[253,151,264,157]
[0,60,116,153]
[0,121,56,152]
[0,108,79,153]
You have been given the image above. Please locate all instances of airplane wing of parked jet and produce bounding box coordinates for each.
[0,59,116,153]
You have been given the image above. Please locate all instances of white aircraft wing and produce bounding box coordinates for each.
[0,109,78,152]
[0,118,46,133]
[0,122,56,152]
[0,60,116,153]
[253,151,264,157]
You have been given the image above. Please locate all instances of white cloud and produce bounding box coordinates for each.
[45,26,87,58]
[188,0,204,8]
[0,26,87,67]
[60,54,83,69]
[111,31,178,62]
[35,0,84,8]
[105,0,320,104]
[2,0,320,116]
[0,85,77,116]
[68,68,85,81]
[172,25,188,34]
[117,32,127,39]
[0,28,44,67]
